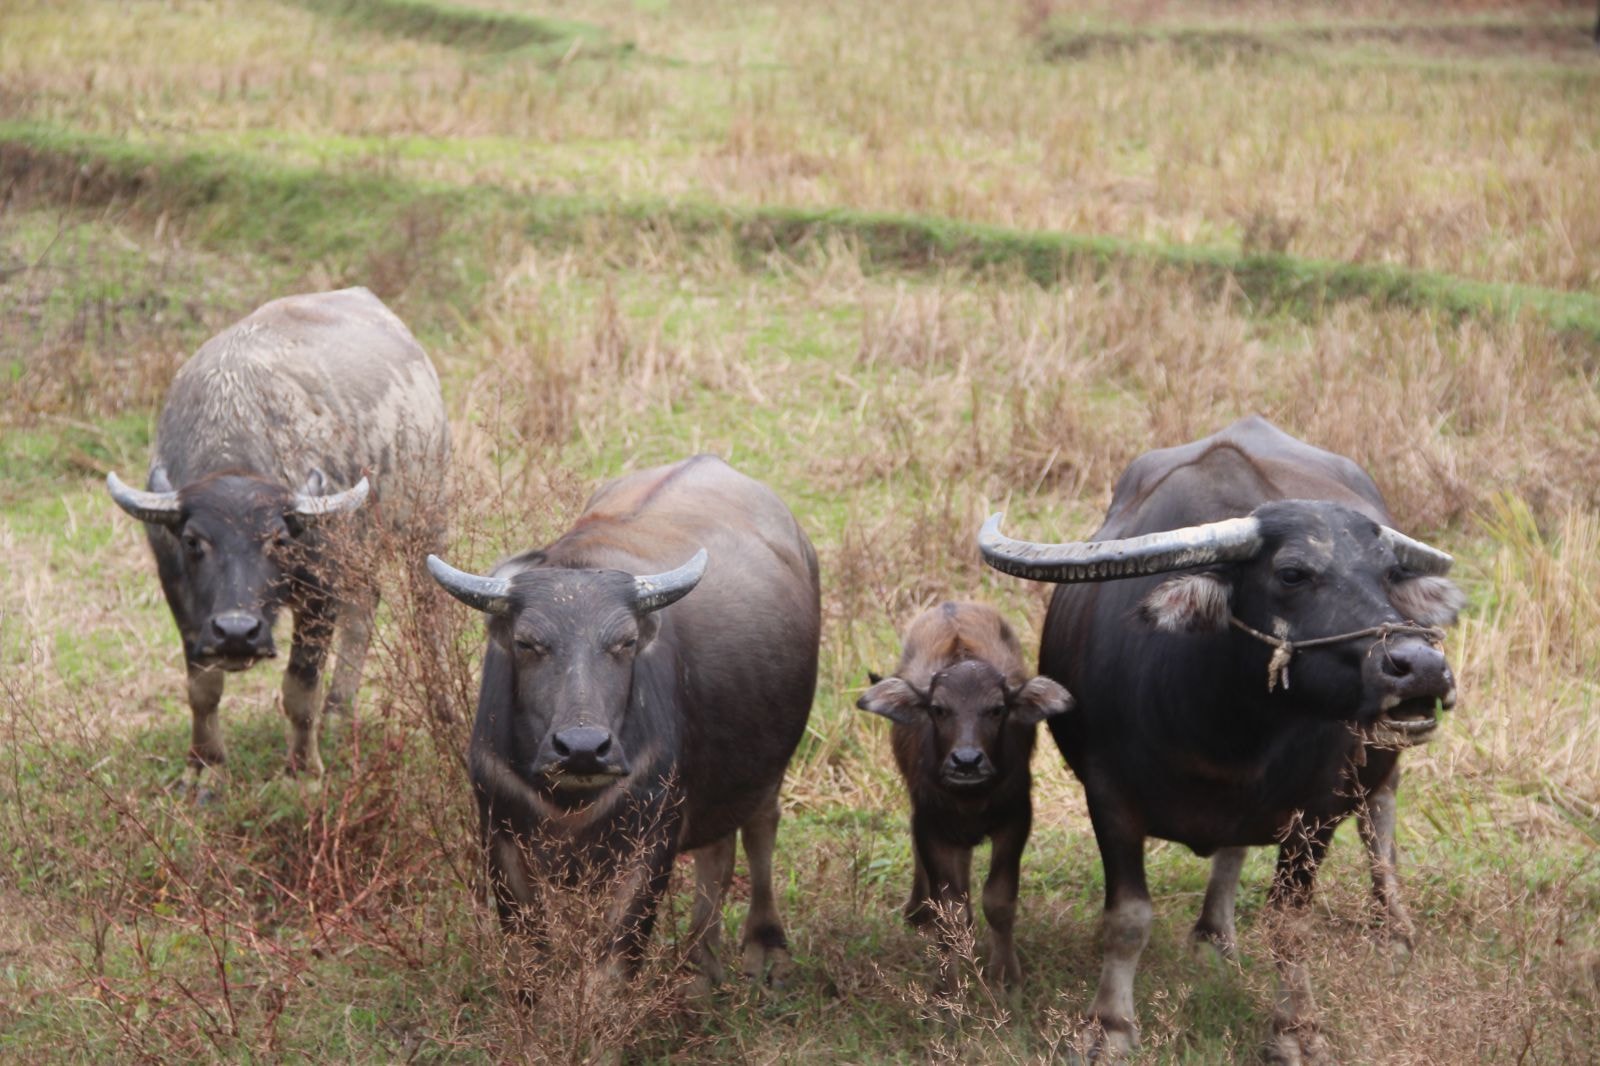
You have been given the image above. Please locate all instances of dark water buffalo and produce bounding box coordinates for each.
[859,601,1071,994]
[979,416,1464,1063]
[428,455,819,990]
[107,287,449,786]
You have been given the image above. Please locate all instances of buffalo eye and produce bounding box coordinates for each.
[927,704,948,719]
[181,531,205,558]
[1276,565,1311,588]
[984,704,1006,719]
[611,636,638,655]
[514,638,549,657]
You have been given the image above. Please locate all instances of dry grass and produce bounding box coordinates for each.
[4,0,1599,290]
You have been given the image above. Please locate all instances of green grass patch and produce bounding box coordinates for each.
[1039,11,1597,64]
[286,0,629,59]
[5,120,1600,350]
[0,415,151,505]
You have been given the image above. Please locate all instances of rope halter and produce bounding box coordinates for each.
[1227,617,1447,693]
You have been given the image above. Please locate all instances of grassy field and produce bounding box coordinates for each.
[2,0,1599,1061]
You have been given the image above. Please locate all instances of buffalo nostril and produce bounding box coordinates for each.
[949,748,984,771]
[212,613,262,641]
[552,726,612,761]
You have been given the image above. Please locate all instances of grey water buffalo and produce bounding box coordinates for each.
[859,601,1071,994]
[979,416,1464,1063]
[107,287,449,787]
[428,455,820,990]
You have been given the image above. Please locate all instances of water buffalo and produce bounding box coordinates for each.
[858,601,1072,994]
[428,455,819,991]
[979,416,1464,1063]
[107,287,449,787]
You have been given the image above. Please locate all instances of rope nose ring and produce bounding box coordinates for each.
[1228,617,1446,693]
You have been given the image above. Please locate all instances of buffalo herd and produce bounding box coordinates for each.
[107,290,1464,1060]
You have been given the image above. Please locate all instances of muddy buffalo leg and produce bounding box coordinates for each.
[739,784,793,987]
[687,833,736,995]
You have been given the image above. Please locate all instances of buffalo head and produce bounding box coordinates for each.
[429,549,707,792]
[108,467,369,670]
[858,660,1072,790]
[980,501,1464,741]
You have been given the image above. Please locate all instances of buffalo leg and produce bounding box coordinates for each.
[324,591,376,718]
[739,785,793,987]
[282,599,335,777]
[1357,768,1415,959]
[687,833,736,996]
[905,829,934,928]
[1086,806,1151,1059]
[1190,846,1247,962]
[981,804,1030,989]
[606,831,676,976]
[490,833,547,997]
[1264,819,1336,1066]
[913,814,974,998]
[184,663,227,793]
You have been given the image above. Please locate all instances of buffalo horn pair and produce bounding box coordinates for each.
[105,470,371,527]
[428,548,709,616]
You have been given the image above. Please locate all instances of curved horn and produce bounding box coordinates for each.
[1379,526,1453,576]
[427,554,512,616]
[292,476,370,523]
[633,548,708,613]
[106,471,182,526]
[978,512,1264,584]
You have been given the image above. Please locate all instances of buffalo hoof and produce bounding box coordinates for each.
[741,940,792,991]
[686,970,717,1003]
[904,897,935,930]
[281,757,325,785]
[1384,932,1414,974]
[171,766,225,806]
[982,949,1021,990]
[1087,1023,1136,1063]
[687,951,726,1001]
[1265,1024,1332,1066]
[1189,927,1237,968]
[282,768,324,794]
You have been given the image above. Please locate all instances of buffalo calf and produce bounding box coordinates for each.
[859,602,1072,993]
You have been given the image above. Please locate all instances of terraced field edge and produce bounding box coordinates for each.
[5,120,1599,345]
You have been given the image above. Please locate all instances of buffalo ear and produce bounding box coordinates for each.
[856,676,921,726]
[1010,675,1074,725]
[635,610,662,652]
[297,467,327,498]
[867,671,884,685]
[1139,572,1232,633]
[1390,575,1467,628]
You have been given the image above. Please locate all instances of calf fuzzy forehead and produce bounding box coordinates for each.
[929,659,1008,706]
